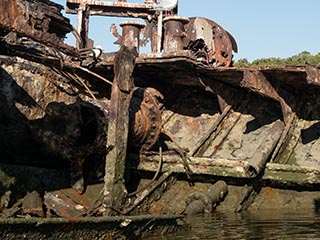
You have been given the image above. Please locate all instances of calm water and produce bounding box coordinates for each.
[147,211,320,240]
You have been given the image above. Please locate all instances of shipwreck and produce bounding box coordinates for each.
[0,0,320,239]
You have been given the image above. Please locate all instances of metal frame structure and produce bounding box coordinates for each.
[66,0,158,49]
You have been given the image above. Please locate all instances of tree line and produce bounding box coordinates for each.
[234,51,320,67]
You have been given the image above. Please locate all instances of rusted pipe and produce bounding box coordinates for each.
[185,181,228,215]
[162,16,189,53]
[120,21,145,53]
[244,120,284,177]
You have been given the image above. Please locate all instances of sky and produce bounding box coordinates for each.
[53,0,320,61]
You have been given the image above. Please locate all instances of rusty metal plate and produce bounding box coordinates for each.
[184,17,237,67]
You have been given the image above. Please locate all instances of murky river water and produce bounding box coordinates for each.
[146,210,320,240]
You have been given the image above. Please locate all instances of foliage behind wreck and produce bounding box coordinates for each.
[0,0,320,238]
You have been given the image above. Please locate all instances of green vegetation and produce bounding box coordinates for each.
[234,51,320,67]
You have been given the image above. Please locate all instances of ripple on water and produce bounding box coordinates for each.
[146,210,320,240]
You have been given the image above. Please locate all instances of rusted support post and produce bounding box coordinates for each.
[120,21,145,53]
[157,11,163,53]
[162,16,189,53]
[77,2,89,49]
[150,21,159,53]
[185,181,228,215]
[103,46,138,215]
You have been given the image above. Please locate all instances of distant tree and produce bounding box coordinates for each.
[234,58,250,66]
[251,57,284,66]
[234,51,320,66]
[285,51,311,65]
[314,53,320,65]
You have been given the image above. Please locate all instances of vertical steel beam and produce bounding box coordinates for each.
[103,46,138,216]
[77,2,89,49]
[157,11,163,53]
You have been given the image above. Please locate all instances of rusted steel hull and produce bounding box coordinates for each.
[1,50,320,215]
[1,0,320,235]
[0,214,183,239]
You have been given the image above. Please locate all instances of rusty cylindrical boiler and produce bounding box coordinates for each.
[162,16,189,53]
[120,21,145,52]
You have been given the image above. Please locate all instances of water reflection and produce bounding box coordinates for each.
[147,211,320,240]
